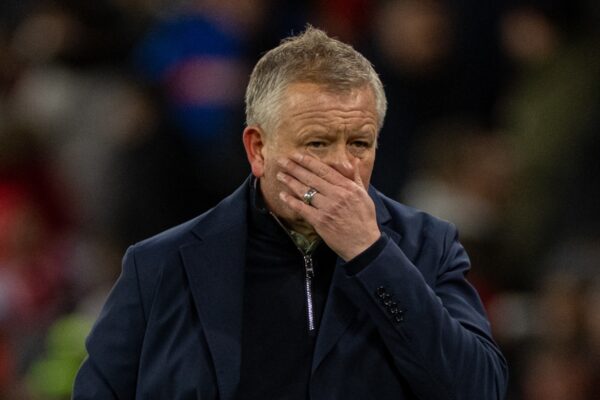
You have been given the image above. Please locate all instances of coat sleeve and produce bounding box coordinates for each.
[72,246,147,399]
[344,224,508,400]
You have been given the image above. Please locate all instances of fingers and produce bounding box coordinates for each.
[277,153,371,218]
[277,157,336,197]
[277,153,360,194]
[276,171,325,208]
[290,153,356,189]
[279,191,319,225]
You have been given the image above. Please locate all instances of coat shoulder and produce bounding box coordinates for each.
[375,190,455,240]
[128,178,250,270]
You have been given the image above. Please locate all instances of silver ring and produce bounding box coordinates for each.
[303,187,318,205]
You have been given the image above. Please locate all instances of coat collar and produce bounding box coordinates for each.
[180,177,400,399]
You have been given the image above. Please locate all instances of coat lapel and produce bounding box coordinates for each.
[311,261,357,373]
[179,181,249,400]
[312,186,401,373]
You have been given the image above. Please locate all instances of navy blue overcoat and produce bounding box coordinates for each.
[73,178,508,399]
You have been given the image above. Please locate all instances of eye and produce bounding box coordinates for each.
[306,141,327,148]
[350,140,371,148]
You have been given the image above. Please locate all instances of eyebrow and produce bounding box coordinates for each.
[297,129,335,140]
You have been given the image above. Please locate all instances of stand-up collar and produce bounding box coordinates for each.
[248,177,321,255]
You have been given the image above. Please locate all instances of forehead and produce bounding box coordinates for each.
[281,82,375,109]
[277,82,378,127]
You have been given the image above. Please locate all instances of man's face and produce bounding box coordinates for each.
[258,82,379,227]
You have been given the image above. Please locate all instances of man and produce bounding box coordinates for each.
[73,27,508,399]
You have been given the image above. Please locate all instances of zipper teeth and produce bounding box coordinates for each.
[304,255,315,332]
[305,269,315,332]
[270,212,317,334]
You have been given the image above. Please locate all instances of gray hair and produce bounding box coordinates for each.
[245,26,387,135]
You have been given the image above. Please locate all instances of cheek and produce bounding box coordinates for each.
[305,147,328,159]
[358,158,375,186]
[348,147,367,158]
[258,156,286,178]
[260,147,280,175]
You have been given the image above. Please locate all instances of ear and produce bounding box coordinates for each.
[243,126,268,177]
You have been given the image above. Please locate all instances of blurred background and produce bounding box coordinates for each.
[0,0,599,398]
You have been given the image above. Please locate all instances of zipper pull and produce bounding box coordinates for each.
[304,255,314,277]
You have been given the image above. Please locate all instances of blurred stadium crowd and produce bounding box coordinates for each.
[0,0,599,398]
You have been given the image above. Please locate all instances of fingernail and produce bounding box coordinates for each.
[343,161,352,170]
[277,158,288,167]
[279,192,287,200]
[276,172,285,181]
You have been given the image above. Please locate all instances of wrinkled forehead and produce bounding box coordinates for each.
[271,82,379,142]
[279,82,377,113]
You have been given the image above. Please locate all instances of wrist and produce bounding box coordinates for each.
[342,233,388,275]
[341,230,382,262]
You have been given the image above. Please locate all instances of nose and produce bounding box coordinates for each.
[321,143,354,179]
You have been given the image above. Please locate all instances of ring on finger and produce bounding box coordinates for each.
[303,187,318,206]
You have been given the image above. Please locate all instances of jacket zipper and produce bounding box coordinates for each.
[270,212,318,335]
[303,254,316,333]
